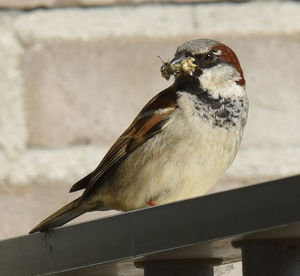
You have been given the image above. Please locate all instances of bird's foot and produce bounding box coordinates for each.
[147,200,157,206]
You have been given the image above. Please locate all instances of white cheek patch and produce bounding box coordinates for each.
[199,64,245,98]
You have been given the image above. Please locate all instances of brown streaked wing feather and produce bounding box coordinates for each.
[79,86,178,199]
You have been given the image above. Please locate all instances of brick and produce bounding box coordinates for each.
[24,38,178,147]
[232,36,300,148]
[4,146,106,186]
[24,36,300,150]
[13,2,300,43]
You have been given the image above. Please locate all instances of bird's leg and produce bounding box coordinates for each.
[147,200,157,206]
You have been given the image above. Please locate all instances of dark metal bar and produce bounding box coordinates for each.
[234,239,300,276]
[135,259,222,276]
[142,260,213,276]
[0,175,300,275]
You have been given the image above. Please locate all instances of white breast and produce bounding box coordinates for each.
[98,92,245,211]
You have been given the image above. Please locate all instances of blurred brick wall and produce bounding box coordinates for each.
[1,1,299,187]
[0,3,299,274]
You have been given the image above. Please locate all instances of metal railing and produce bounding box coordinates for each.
[1,175,300,276]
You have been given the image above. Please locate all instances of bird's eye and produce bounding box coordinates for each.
[202,53,215,63]
[184,51,192,58]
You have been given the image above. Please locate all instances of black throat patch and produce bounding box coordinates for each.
[175,76,248,129]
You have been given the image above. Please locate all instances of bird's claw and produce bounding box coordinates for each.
[147,200,157,206]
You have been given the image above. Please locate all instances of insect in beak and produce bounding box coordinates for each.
[159,54,198,80]
[158,56,173,81]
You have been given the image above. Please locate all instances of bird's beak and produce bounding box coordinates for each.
[170,52,186,65]
[160,52,197,80]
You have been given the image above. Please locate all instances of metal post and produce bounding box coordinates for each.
[135,259,222,276]
[233,239,300,276]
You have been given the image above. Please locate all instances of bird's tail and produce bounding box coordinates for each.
[29,198,85,234]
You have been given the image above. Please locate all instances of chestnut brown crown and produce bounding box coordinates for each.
[172,39,245,86]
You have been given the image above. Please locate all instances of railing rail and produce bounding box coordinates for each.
[1,175,300,276]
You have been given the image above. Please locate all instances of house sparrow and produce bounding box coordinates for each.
[29,39,248,234]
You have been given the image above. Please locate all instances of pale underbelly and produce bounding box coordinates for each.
[97,121,242,211]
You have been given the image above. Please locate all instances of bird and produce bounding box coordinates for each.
[29,39,248,234]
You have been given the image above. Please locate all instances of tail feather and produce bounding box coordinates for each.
[29,198,84,234]
[69,173,92,193]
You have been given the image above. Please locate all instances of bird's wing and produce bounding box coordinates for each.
[70,86,178,198]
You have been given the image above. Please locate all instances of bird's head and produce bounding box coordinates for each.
[161,39,245,98]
